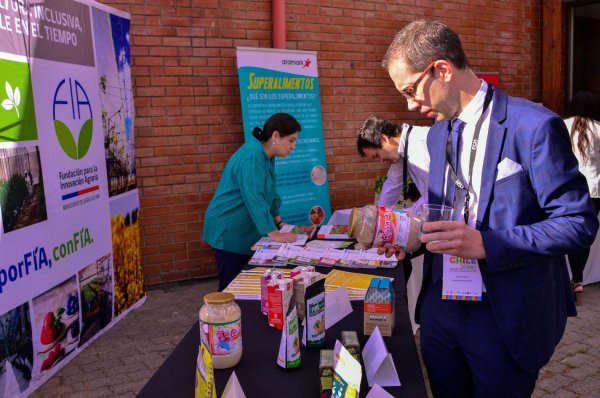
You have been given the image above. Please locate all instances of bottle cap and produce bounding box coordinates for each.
[204,292,234,305]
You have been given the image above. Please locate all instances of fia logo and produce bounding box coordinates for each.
[1,81,21,118]
[53,78,93,160]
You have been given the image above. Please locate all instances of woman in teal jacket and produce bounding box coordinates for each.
[203,113,300,290]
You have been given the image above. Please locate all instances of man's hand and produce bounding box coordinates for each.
[375,243,407,260]
[420,221,486,259]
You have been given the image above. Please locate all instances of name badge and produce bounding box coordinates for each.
[441,254,483,301]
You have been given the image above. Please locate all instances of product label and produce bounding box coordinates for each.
[268,283,284,329]
[372,207,410,250]
[277,305,301,369]
[261,272,272,315]
[200,318,242,357]
[285,311,301,367]
[306,292,326,347]
[195,340,216,398]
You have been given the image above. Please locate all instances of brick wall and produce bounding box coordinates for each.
[99,0,542,284]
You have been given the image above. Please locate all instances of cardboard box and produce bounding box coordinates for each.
[363,277,395,336]
[268,278,293,330]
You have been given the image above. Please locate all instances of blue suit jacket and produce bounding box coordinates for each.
[417,87,599,373]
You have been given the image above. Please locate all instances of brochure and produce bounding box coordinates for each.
[248,244,398,269]
[317,224,350,240]
[332,340,362,398]
[280,224,317,239]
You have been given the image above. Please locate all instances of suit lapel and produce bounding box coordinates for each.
[427,121,449,207]
[477,87,508,227]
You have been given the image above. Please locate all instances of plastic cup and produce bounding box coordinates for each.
[418,204,454,241]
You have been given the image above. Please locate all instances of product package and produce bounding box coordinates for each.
[276,296,301,369]
[290,264,316,279]
[260,268,283,315]
[293,271,321,321]
[363,277,395,336]
[341,331,361,363]
[268,278,293,330]
[194,340,216,398]
[348,205,421,253]
[319,349,334,398]
[304,278,326,348]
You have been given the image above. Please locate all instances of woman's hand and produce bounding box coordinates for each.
[268,230,297,243]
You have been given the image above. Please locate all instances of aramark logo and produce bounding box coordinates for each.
[281,58,312,68]
[53,78,93,160]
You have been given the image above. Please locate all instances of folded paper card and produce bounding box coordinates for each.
[362,326,400,388]
[222,371,246,398]
[365,384,395,398]
[325,285,353,329]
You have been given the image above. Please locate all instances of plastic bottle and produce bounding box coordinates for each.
[348,205,421,253]
[199,292,242,369]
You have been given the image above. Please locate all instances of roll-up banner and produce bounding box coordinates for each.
[236,47,331,226]
[0,1,143,396]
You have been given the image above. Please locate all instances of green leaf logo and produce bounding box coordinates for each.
[54,118,94,159]
[1,81,21,118]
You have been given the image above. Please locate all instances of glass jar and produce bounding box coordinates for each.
[348,205,421,253]
[199,292,242,369]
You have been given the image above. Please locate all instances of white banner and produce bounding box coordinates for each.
[0,1,143,396]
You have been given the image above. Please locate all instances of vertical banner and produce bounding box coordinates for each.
[0,1,142,396]
[236,47,331,226]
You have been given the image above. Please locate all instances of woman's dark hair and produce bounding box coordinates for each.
[566,91,599,162]
[252,113,301,142]
[356,115,401,156]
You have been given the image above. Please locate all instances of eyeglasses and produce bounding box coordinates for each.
[399,61,435,99]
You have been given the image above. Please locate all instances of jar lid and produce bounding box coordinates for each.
[204,292,235,305]
[348,207,358,238]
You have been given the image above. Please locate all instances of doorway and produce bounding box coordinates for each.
[567,0,600,106]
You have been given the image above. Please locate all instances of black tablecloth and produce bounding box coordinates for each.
[138,266,427,398]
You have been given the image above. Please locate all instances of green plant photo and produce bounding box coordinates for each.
[374,175,387,194]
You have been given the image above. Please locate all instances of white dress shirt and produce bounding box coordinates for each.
[449,81,492,291]
[448,80,493,228]
[378,124,430,213]
[563,117,600,198]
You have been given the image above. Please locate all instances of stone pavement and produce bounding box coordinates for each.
[31,279,600,397]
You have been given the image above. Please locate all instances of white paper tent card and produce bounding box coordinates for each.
[365,384,396,398]
[221,371,246,398]
[325,285,353,328]
[362,326,401,387]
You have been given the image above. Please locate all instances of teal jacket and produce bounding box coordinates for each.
[203,138,279,255]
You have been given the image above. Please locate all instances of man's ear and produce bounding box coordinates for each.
[434,60,453,83]
[380,134,390,145]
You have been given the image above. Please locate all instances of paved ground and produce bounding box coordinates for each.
[31,279,600,397]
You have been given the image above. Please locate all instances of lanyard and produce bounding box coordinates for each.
[445,84,494,224]
[402,124,414,198]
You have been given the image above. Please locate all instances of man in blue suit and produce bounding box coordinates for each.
[381,20,598,397]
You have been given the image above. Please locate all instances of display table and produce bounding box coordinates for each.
[138,266,427,397]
